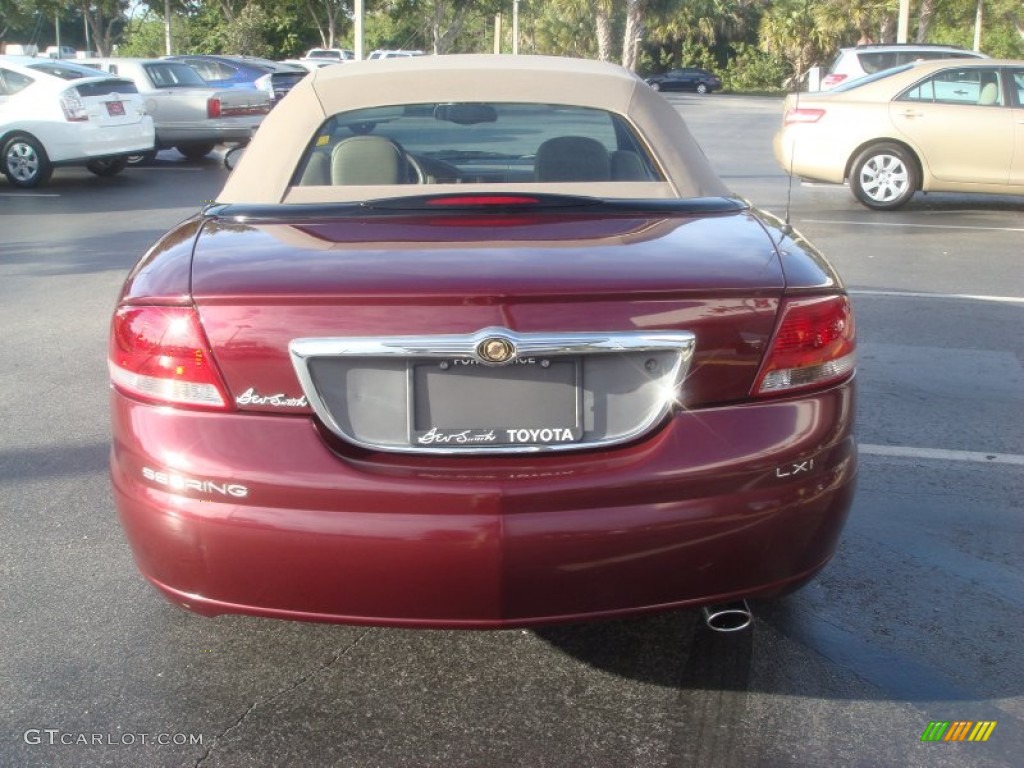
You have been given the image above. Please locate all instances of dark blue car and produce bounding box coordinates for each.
[165,55,307,104]
[644,67,722,95]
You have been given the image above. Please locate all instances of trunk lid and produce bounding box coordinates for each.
[73,77,147,127]
[192,209,785,415]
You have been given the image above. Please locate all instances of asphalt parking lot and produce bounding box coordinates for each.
[1,94,1022,767]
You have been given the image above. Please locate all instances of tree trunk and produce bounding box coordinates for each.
[82,2,116,56]
[594,2,613,62]
[306,1,327,47]
[621,0,645,71]
[431,1,471,55]
[326,3,339,48]
[878,15,896,44]
[915,0,935,43]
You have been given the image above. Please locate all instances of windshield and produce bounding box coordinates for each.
[293,102,663,187]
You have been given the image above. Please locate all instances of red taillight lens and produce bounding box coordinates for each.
[821,74,846,90]
[109,306,229,409]
[426,195,541,207]
[754,296,855,396]
[783,108,825,125]
[207,97,222,118]
[60,88,88,122]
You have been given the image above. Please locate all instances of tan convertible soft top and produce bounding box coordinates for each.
[218,54,728,204]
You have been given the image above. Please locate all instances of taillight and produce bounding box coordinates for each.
[60,88,88,122]
[426,195,541,207]
[821,74,847,90]
[754,296,855,396]
[783,108,825,125]
[109,306,229,409]
[254,74,274,95]
[207,97,222,118]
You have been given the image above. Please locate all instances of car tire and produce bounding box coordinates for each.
[86,158,128,177]
[648,81,661,91]
[176,142,216,161]
[2,133,53,188]
[850,142,918,210]
[696,83,708,95]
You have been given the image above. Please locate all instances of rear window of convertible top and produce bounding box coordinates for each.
[290,102,665,187]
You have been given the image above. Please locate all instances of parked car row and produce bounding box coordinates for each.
[0,56,153,187]
[81,58,270,162]
[1,52,303,186]
[165,55,307,104]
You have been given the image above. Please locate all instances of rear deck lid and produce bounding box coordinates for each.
[190,202,787,448]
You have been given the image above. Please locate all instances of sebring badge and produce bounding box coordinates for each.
[477,336,515,364]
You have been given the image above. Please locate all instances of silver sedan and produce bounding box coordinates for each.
[80,57,271,161]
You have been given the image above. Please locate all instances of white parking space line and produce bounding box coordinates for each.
[0,192,60,198]
[849,289,1024,305]
[860,444,1024,466]
[804,218,1024,234]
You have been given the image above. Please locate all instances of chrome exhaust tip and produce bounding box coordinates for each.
[701,600,752,632]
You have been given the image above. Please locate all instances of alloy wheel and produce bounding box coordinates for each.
[858,153,910,204]
[6,141,40,183]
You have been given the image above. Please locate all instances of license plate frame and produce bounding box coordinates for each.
[409,357,583,448]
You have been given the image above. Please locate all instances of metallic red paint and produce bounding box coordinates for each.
[110,378,856,627]
[111,202,856,627]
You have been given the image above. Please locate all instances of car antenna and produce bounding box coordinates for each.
[779,67,803,240]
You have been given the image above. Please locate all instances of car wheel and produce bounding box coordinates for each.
[850,142,918,210]
[176,142,216,161]
[126,151,158,166]
[648,81,661,91]
[86,158,128,177]
[2,133,53,188]
[696,83,708,95]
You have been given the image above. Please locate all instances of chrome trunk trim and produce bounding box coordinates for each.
[289,327,695,455]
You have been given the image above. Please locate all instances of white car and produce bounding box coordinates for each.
[367,50,425,60]
[820,43,986,90]
[81,58,270,162]
[0,56,154,187]
[303,48,354,62]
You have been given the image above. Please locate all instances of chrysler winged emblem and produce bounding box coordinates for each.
[477,336,515,364]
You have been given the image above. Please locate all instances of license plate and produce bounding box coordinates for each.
[105,101,125,117]
[410,358,582,448]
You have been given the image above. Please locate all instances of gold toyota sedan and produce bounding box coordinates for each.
[774,59,1024,209]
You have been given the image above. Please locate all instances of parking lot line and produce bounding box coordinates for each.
[849,289,1024,304]
[860,444,1024,466]
[804,218,1024,233]
[136,166,206,172]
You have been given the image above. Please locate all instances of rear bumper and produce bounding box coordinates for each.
[155,117,263,147]
[111,382,856,628]
[31,119,155,164]
[772,126,848,184]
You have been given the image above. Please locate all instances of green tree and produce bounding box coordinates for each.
[223,3,273,55]
[758,0,831,80]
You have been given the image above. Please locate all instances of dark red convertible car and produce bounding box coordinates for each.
[109,55,856,631]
